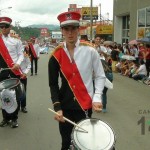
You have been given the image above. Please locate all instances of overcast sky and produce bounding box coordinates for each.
[0,0,113,27]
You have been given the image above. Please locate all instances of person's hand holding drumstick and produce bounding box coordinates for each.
[48,108,88,133]
[54,110,65,122]
[92,102,103,112]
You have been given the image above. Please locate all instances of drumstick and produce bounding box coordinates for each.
[48,108,88,133]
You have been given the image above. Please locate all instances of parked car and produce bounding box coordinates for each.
[40,46,48,54]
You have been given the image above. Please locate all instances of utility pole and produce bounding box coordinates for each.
[106,12,109,24]
[99,3,101,24]
[90,0,93,42]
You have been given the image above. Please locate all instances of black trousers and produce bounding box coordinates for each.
[31,58,38,74]
[20,78,27,108]
[102,87,108,109]
[59,109,92,150]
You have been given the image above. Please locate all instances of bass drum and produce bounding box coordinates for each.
[71,118,116,150]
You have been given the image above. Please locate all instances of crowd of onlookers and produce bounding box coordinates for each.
[114,43,149,85]
[91,35,150,86]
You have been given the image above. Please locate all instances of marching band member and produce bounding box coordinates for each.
[48,11,106,150]
[28,37,40,76]
[0,16,24,128]
[19,49,31,113]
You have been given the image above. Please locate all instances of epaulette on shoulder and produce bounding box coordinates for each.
[49,44,64,59]
[79,41,94,48]
[55,44,64,51]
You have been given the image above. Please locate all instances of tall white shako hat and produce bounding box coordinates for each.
[57,11,81,27]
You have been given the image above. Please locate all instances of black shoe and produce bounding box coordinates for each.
[30,74,33,76]
[0,120,8,127]
[21,108,28,113]
[35,73,37,75]
[11,120,18,128]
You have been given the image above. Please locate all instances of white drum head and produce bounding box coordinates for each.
[72,118,115,150]
[0,89,17,114]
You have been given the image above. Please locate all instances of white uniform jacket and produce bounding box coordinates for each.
[2,34,24,65]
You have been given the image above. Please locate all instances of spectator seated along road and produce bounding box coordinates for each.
[128,62,139,78]
[118,60,130,75]
[132,59,147,81]
[123,61,137,77]
[115,60,124,73]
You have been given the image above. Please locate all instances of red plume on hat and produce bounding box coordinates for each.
[0,17,12,25]
[57,11,81,27]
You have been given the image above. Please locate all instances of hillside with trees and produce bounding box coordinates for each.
[12,26,41,40]
[12,24,60,41]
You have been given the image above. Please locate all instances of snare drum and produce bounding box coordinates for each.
[0,78,20,92]
[0,78,25,99]
[71,118,116,150]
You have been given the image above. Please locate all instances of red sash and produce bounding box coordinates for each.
[53,47,92,110]
[29,43,37,58]
[0,36,23,76]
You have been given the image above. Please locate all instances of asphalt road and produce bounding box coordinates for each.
[0,51,150,150]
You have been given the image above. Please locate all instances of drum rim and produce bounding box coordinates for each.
[0,78,20,90]
[71,118,116,150]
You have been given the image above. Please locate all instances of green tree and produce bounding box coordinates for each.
[12,26,41,41]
